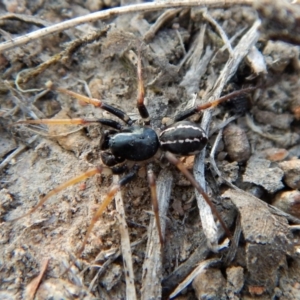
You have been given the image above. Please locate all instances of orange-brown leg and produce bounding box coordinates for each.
[147,168,163,246]
[174,86,256,122]
[136,51,150,124]
[45,83,133,125]
[9,163,139,257]
[77,183,120,255]
[77,165,140,256]
[8,167,108,222]
[16,118,95,126]
[16,118,123,130]
[165,151,232,240]
[45,51,149,125]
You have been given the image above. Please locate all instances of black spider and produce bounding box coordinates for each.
[11,54,253,255]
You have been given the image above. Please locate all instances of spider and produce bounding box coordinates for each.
[10,54,254,256]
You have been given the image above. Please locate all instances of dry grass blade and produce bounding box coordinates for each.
[169,258,220,298]
[202,10,233,54]
[143,8,182,42]
[193,19,260,250]
[0,0,258,52]
[3,1,299,299]
[114,175,137,300]
[0,135,38,171]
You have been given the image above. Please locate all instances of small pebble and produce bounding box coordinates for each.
[226,266,244,294]
[279,159,300,189]
[253,108,293,130]
[85,0,103,12]
[260,148,289,161]
[193,268,226,299]
[273,190,300,218]
[223,124,251,162]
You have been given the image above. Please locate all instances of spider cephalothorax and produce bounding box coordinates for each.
[103,125,160,163]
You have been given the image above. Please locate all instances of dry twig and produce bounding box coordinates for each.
[169,258,221,298]
[0,0,258,53]
[193,19,260,250]
[141,170,173,300]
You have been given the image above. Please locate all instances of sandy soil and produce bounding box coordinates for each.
[1,1,300,299]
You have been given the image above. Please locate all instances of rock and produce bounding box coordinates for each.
[279,159,300,189]
[193,268,226,300]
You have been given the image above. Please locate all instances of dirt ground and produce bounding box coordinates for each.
[1,1,300,299]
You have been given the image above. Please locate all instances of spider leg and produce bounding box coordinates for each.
[77,164,140,256]
[136,50,150,124]
[8,167,108,222]
[16,118,124,130]
[147,167,163,246]
[165,151,232,240]
[174,86,256,122]
[46,82,134,125]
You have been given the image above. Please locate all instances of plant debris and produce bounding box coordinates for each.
[1,1,300,299]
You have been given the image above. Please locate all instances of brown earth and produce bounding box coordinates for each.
[1,1,300,299]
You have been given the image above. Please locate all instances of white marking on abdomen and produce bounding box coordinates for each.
[160,138,201,145]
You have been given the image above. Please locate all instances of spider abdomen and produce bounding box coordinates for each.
[109,126,159,161]
[159,121,208,156]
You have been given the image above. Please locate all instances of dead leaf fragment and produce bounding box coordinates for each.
[243,155,284,193]
[222,189,292,292]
